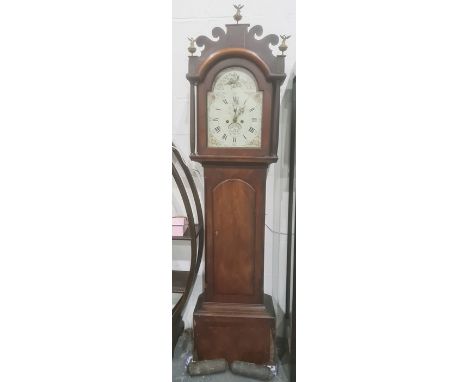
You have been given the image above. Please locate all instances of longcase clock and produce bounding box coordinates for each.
[186,6,288,364]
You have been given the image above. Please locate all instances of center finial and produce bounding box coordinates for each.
[233,4,244,24]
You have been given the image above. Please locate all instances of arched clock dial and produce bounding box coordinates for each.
[207,67,263,148]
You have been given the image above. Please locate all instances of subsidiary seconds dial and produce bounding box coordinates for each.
[207,67,263,148]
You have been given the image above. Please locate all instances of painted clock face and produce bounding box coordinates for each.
[207,67,263,148]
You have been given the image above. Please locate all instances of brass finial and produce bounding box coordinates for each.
[187,37,196,56]
[279,35,291,56]
[233,4,244,24]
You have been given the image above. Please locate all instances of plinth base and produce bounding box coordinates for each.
[193,293,276,364]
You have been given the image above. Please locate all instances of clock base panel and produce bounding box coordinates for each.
[193,293,276,364]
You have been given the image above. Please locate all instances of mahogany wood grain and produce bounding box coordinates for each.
[193,293,275,364]
[213,179,255,296]
[203,165,267,304]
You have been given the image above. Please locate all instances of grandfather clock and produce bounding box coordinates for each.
[187,5,288,364]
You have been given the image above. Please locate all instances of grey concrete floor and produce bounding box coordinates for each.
[172,330,291,382]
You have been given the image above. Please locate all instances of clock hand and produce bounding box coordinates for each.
[232,99,245,122]
[233,105,238,123]
[238,100,247,117]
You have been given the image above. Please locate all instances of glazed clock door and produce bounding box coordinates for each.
[207,67,263,148]
[195,57,273,157]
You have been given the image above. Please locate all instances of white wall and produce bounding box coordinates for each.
[172,0,296,329]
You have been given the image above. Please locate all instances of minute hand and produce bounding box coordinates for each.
[236,101,246,121]
[233,106,238,123]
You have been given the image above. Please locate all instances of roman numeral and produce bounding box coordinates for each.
[249,107,255,112]
[233,96,239,104]
[212,117,219,121]
[214,126,220,133]
[215,108,221,111]
[249,127,255,133]
[223,99,228,104]
[232,137,236,143]
[222,134,227,140]
[243,135,247,140]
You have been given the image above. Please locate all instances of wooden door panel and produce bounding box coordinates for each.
[212,179,256,296]
[204,165,267,303]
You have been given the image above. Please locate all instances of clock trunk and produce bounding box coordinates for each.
[203,165,267,304]
[193,161,276,364]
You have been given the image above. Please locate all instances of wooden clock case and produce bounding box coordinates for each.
[187,21,286,364]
